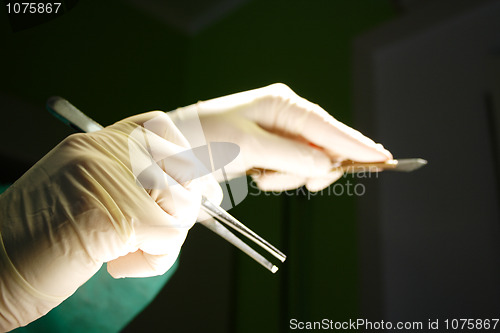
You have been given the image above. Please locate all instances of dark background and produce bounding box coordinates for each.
[1,0,499,332]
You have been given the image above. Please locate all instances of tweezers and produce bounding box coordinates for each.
[46,96,286,273]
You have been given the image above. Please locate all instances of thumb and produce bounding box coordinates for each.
[107,248,181,278]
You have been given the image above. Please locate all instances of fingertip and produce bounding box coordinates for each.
[107,250,179,278]
[305,170,344,192]
[252,172,306,192]
[377,143,393,160]
[194,174,223,206]
[190,175,223,222]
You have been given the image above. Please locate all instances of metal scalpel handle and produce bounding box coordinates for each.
[337,158,428,173]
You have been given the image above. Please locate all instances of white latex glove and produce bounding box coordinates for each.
[0,111,222,331]
[168,83,392,192]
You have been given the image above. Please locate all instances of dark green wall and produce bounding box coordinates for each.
[0,0,188,127]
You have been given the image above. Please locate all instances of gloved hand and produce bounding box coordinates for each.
[168,83,392,192]
[0,111,222,331]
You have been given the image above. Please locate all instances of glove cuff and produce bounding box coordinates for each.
[0,230,66,330]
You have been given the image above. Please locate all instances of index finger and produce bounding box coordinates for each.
[242,84,392,162]
[300,102,392,162]
[119,111,191,149]
[254,97,392,162]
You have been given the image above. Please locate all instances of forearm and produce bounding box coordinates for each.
[0,139,128,331]
[0,179,102,331]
